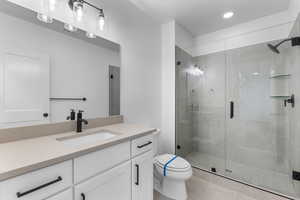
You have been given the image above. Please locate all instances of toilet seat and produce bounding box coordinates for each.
[154,154,192,178]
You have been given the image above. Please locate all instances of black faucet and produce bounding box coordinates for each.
[76,110,88,133]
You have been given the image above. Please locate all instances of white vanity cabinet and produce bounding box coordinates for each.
[0,133,154,200]
[132,150,153,200]
[73,134,154,200]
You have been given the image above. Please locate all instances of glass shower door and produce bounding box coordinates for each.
[175,46,193,158]
[226,43,294,196]
[187,51,227,175]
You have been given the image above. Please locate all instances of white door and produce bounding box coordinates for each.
[74,161,131,200]
[46,189,73,200]
[132,151,153,200]
[0,48,50,127]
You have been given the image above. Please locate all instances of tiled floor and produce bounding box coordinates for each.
[155,168,294,200]
[185,152,295,196]
[187,169,292,200]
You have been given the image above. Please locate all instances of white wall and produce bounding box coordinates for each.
[160,21,176,154]
[175,23,194,55]
[0,12,120,122]
[118,14,162,128]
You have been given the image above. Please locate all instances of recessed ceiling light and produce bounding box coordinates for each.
[223,11,234,19]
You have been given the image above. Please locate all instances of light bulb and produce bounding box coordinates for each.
[99,15,105,31]
[73,1,84,21]
[64,23,77,32]
[37,13,53,23]
[98,10,105,31]
[49,0,56,11]
[86,32,96,39]
[223,11,234,19]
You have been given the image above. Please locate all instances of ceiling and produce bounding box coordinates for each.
[129,0,291,36]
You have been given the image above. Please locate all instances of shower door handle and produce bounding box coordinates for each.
[230,101,234,119]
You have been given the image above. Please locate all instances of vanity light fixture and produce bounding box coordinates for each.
[223,11,234,19]
[64,23,78,32]
[36,0,106,38]
[86,32,96,39]
[37,13,53,23]
[68,0,105,30]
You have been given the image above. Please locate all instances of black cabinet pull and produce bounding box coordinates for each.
[135,164,139,185]
[137,141,152,149]
[81,193,86,200]
[230,101,234,119]
[16,176,62,198]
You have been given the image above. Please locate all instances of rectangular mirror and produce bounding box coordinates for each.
[0,1,121,128]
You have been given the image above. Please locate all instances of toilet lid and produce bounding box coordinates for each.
[154,154,191,172]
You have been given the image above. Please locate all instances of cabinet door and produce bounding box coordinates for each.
[132,150,153,200]
[0,47,50,127]
[46,189,72,200]
[74,161,131,200]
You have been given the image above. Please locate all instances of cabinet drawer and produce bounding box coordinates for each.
[74,141,131,183]
[0,160,72,200]
[131,134,153,157]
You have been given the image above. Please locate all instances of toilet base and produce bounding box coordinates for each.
[154,173,188,200]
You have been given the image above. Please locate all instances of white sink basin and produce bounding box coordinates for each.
[57,132,116,147]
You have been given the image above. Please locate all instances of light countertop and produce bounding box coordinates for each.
[0,123,157,181]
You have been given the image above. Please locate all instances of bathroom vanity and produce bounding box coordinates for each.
[0,122,156,200]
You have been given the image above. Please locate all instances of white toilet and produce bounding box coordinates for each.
[153,154,192,200]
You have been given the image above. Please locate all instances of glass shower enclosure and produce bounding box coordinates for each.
[175,16,300,199]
